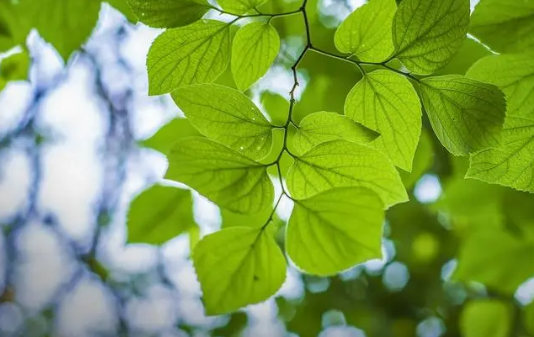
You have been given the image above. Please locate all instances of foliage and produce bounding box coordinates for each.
[2,0,534,335]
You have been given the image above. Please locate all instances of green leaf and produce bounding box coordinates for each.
[140,118,201,155]
[217,0,266,15]
[454,229,534,294]
[345,70,421,171]
[334,0,396,63]
[470,0,534,53]
[147,19,231,95]
[466,54,534,118]
[231,22,280,91]
[466,115,534,192]
[193,226,286,315]
[287,187,384,276]
[127,184,196,245]
[419,75,506,156]
[172,83,274,160]
[127,0,210,28]
[165,137,274,213]
[17,0,101,61]
[460,300,513,337]
[0,49,30,92]
[287,140,408,207]
[392,0,470,74]
[292,111,378,155]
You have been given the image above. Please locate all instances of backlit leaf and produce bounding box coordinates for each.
[287,187,384,276]
[287,140,408,207]
[147,19,231,95]
[292,111,378,155]
[345,70,421,171]
[392,0,470,74]
[420,75,506,156]
[470,0,534,53]
[460,300,513,337]
[334,0,396,63]
[165,137,274,213]
[127,0,210,28]
[217,0,266,15]
[172,84,274,160]
[232,22,280,91]
[127,184,195,245]
[466,115,534,192]
[0,49,30,92]
[467,54,534,118]
[193,226,286,315]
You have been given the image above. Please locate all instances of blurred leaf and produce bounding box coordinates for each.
[470,0,534,53]
[400,129,434,189]
[525,302,534,336]
[261,91,289,126]
[287,140,408,207]
[232,22,280,91]
[420,75,506,156]
[435,38,491,76]
[105,0,138,22]
[392,0,469,74]
[212,312,248,336]
[172,83,275,160]
[140,117,201,155]
[17,0,101,61]
[127,0,210,28]
[193,226,286,315]
[287,187,384,276]
[127,184,195,245]
[334,0,396,63]
[0,49,30,91]
[165,137,274,214]
[345,69,421,171]
[292,111,378,155]
[460,299,513,337]
[434,179,504,232]
[454,229,534,294]
[147,19,231,95]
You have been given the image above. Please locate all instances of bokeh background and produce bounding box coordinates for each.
[1,0,533,336]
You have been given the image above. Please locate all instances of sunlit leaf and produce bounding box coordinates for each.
[127,184,195,245]
[345,70,421,171]
[287,187,384,276]
[467,54,534,118]
[466,115,534,192]
[193,226,286,315]
[292,111,378,155]
[392,0,470,74]
[420,75,506,156]
[470,0,534,53]
[172,83,274,160]
[460,300,513,337]
[232,22,280,91]
[127,0,210,28]
[400,129,433,189]
[334,0,396,63]
[287,140,408,207]
[217,0,266,15]
[147,19,231,95]
[165,137,274,213]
